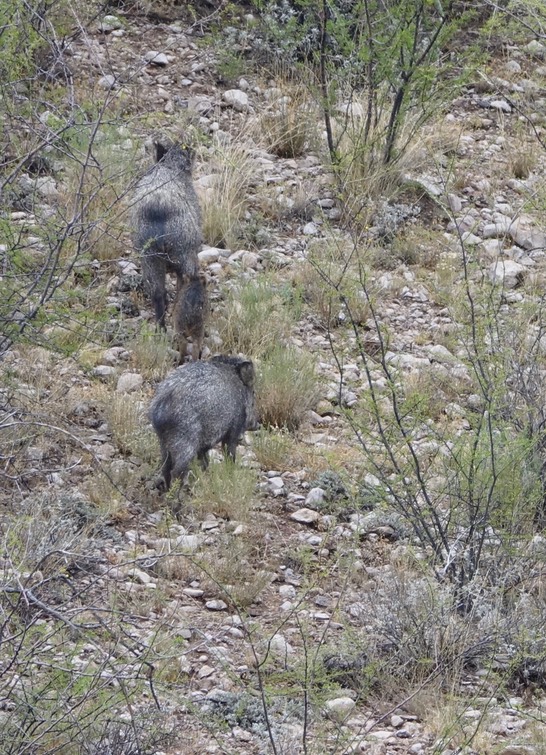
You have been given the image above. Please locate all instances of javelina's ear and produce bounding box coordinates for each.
[237,361,255,387]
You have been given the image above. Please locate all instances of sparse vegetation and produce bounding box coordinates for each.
[3,0,546,751]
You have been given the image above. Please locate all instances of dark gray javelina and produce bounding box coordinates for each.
[150,356,260,491]
[131,139,202,329]
[172,271,209,363]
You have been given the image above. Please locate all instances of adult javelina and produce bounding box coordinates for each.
[131,139,202,329]
[150,356,260,491]
[172,271,209,363]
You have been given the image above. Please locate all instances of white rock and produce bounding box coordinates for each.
[199,247,221,264]
[198,664,215,678]
[290,508,320,525]
[116,372,143,393]
[303,222,318,235]
[488,259,526,288]
[99,15,123,31]
[205,599,227,611]
[509,219,546,251]
[490,99,512,112]
[324,697,356,722]
[98,75,116,90]
[144,51,169,66]
[175,535,201,552]
[35,177,58,198]
[268,477,285,495]
[270,633,295,657]
[447,194,462,213]
[128,568,153,585]
[305,487,325,507]
[92,365,116,379]
[223,89,249,111]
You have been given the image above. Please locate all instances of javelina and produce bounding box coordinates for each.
[172,271,209,363]
[131,139,202,329]
[150,356,260,491]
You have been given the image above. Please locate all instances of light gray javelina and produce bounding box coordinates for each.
[173,271,209,363]
[131,139,202,329]
[149,356,260,491]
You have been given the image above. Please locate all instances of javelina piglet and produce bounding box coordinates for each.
[131,139,202,329]
[173,270,209,363]
[150,356,260,491]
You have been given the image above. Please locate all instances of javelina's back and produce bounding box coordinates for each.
[131,140,202,328]
[173,271,209,362]
[150,356,259,491]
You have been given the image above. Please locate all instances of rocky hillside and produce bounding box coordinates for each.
[2,3,546,753]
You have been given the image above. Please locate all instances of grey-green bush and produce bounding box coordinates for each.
[149,356,260,491]
[131,139,202,328]
[172,271,209,363]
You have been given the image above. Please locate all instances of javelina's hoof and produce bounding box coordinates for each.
[153,474,168,493]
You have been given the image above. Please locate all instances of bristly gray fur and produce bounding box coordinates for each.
[149,356,260,492]
[131,140,202,329]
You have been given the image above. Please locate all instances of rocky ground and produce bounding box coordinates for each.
[3,4,546,754]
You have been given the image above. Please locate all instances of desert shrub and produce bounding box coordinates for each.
[105,392,157,463]
[257,345,319,431]
[130,326,175,381]
[252,426,296,470]
[188,458,258,521]
[216,277,294,358]
[258,83,317,158]
[200,140,256,249]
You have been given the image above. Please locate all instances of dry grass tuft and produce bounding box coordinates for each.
[200,139,257,249]
[130,327,175,381]
[257,83,317,158]
[188,458,258,521]
[257,345,319,431]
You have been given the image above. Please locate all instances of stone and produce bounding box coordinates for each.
[270,633,295,657]
[525,40,546,58]
[509,219,546,251]
[98,75,116,90]
[198,247,222,264]
[487,259,527,288]
[290,508,320,525]
[144,51,169,66]
[116,372,143,393]
[205,600,227,611]
[99,15,123,31]
[305,487,326,507]
[223,89,249,111]
[92,365,116,379]
[324,697,356,722]
[175,535,201,552]
[447,194,462,213]
[303,222,319,235]
[489,99,512,113]
[268,477,285,495]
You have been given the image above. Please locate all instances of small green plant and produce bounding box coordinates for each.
[259,83,316,158]
[130,326,174,381]
[252,426,296,470]
[200,140,256,249]
[105,392,157,463]
[189,458,258,521]
[257,345,319,431]
[216,277,294,358]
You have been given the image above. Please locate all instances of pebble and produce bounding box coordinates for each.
[324,697,356,722]
[116,372,143,393]
[144,51,169,66]
[305,487,325,507]
[290,508,320,525]
[223,89,249,111]
[205,600,227,611]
